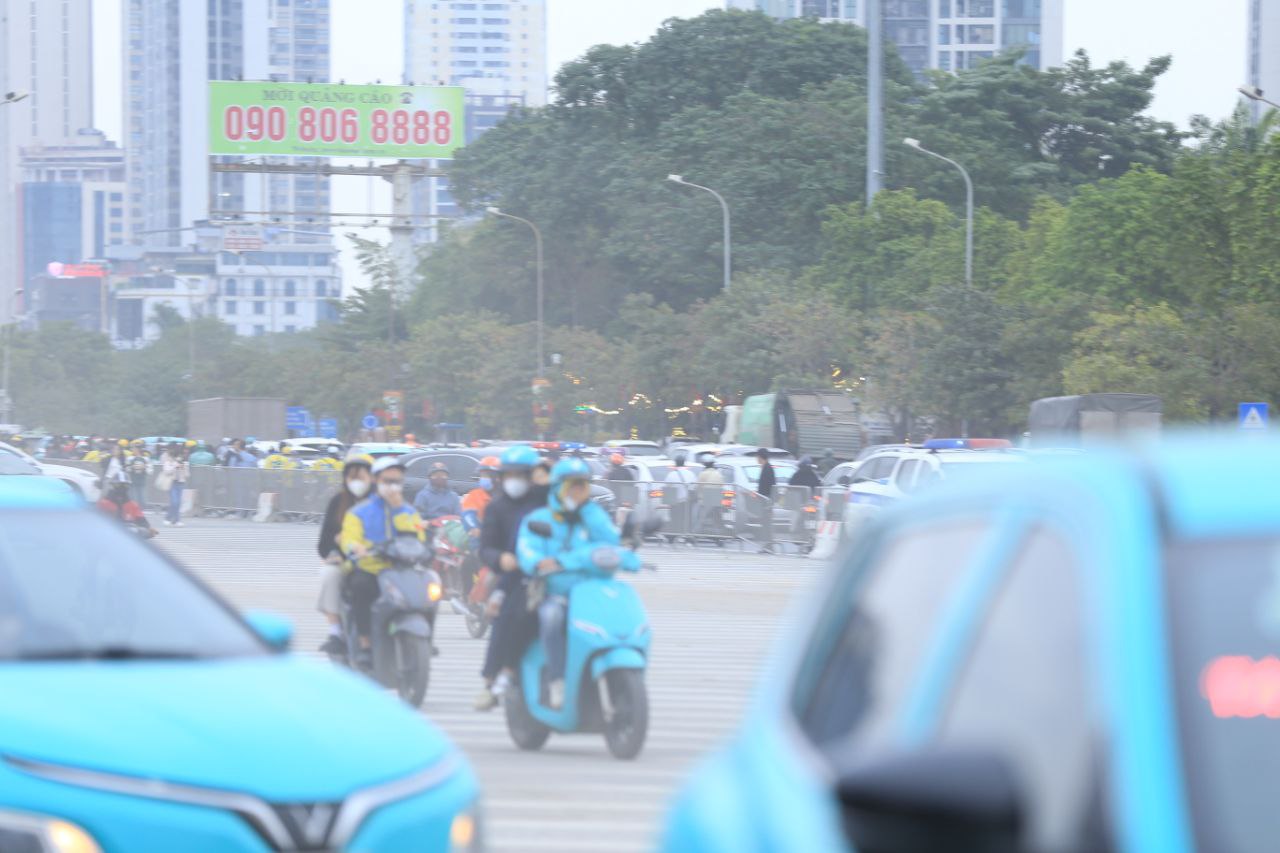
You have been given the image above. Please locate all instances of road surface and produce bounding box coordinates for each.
[158,519,822,852]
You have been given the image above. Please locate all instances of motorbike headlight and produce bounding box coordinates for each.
[427,581,444,603]
[449,805,483,852]
[0,809,102,853]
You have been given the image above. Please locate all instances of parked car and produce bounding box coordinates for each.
[347,442,416,461]
[665,438,1272,853]
[0,476,481,851]
[0,440,100,501]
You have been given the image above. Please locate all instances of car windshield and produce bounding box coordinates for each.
[621,445,664,457]
[0,511,265,661]
[746,464,796,483]
[1167,537,1280,853]
[0,455,40,475]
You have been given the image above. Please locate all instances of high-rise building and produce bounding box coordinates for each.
[18,130,128,294]
[122,0,339,337]
[0,0,96,322]
[727,0,1064,77]
[404,0,548,237]
[1248,0,1280,122]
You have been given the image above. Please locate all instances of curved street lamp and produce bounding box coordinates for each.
[667,175,731,294]
[486,207,545,377]
[904,138,974,288]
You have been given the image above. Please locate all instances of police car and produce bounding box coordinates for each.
[843,439,1023,533]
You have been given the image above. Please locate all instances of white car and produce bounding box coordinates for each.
[843,439,1023,534]
[0,441,101,501]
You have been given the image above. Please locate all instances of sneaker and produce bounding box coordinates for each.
[174,522,185,528]
[548,679,565,710]
[473,688,499,712]
[319,635,346,657]
[492,672,511,696]
[162,520,173,526]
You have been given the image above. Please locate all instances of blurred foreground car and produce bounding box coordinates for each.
[663,439,1277,853]
[0,479,480,852]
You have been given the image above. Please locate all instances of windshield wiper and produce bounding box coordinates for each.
[12,647,204,661]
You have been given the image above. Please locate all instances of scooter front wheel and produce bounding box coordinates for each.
[504,680,551,751]
[394,632,432,708]
[603,669,648,761]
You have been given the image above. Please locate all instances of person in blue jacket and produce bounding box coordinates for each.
[517,457,639,710]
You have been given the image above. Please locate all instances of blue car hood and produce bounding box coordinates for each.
[0,657,452,801]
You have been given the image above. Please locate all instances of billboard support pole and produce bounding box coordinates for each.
[387,161,417,298]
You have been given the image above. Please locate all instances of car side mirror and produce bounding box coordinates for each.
[836,747,1024,853]
[528,520,554,538]
[243,610,293,653]
[838,475,852,486]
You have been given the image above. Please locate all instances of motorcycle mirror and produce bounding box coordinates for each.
[528,521,554,538]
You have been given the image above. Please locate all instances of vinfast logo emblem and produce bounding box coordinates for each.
[1200,655,1280,718]
[273,802,338,849]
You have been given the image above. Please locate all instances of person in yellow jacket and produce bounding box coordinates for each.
[261,445,299,470]
[310,445,344,471]
[338,456,426,667]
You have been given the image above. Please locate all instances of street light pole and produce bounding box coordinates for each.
[1239,84,1280,124]
[486,207,544,377]
[904,138,974,288]
[667,175,731,293]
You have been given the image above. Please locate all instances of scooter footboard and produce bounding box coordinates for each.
[590,646,646,680]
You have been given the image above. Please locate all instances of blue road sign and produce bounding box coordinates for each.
[361,414,379,430]
[319,418,339,440]
[286,406,310,431]
[1239,402,1269,430]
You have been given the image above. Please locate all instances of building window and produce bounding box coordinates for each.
[223,278,237,296]
[285,325,297,334]
[966,24,995,44]
[938,24,951,45]
[225,300,237,315]
[254,325,266,336]
[938,51,952,70]
[254,302,265,315]
[284,279,296,297]
[284,301,296,315]
[315,279,328,297]
[253,278,265,297]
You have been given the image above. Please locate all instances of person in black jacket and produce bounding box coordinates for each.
[789,456,823,489]
[474,446,549,710]
[756,448,777,499]
[315,456,373,657]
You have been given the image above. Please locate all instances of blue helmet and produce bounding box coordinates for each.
[501,445,540,471]
[550,457,593,488]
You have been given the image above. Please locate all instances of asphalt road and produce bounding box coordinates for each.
[156,519,823,852]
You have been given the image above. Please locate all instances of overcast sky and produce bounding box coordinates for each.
[90,0,1249,289]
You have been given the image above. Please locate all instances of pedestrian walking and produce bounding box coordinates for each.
[158,442,190,527]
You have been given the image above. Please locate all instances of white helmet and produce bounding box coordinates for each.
[371,456,406,477]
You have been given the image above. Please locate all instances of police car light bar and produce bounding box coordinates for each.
[922,438,1013,450]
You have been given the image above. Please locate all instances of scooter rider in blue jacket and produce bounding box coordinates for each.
[517,457,640,710]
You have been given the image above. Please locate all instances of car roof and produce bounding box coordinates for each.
[0,476,80,509]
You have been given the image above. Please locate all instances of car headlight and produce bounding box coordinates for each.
[450,805,483,852]
[0,809,102,853]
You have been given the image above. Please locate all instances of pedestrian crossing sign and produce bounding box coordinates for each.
[1239,403,1269,430]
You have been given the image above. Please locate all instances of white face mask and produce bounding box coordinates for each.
[561,495,581,512]
[503,478,529,499]
[347,479,370,498]
[378,482,404,500]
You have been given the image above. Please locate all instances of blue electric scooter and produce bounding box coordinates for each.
[505,517,659,760]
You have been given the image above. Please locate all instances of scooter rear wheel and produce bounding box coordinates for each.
[504,680,551,751]
[465,607,490,639]
[394,633,432,708]
[603,669,648,761]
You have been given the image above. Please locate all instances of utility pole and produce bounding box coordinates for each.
[866,0,884,205]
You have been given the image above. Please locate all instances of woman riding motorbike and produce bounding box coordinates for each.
[315,454,373,657]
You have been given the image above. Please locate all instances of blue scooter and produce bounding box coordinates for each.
[505,517,659,760]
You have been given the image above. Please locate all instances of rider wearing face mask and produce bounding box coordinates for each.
[339,456,427,668]
[461,456,500,535]
[315,455,373,657]
[518,457,636,710]
[474,446,549,710]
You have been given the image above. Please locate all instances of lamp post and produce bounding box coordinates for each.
[904,138,974,288]
[1239,84,1280,111]
[667,174,732,293]
[2,288,25,423]
[485,207,544,377]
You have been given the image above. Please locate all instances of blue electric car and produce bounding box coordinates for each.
[0,478,481,852]
[663,438,1279,853]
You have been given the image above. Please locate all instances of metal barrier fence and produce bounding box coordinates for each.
[600,480,819,551]
[47,459,827,547]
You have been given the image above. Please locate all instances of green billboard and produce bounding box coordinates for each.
[208,82,466,159]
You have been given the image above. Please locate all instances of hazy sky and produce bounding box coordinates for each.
[89,0,1250,289]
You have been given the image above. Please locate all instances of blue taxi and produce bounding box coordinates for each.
[663,438,1277,853]
[0,478,480,852]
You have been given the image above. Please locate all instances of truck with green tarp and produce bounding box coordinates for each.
[736,391,863,460]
